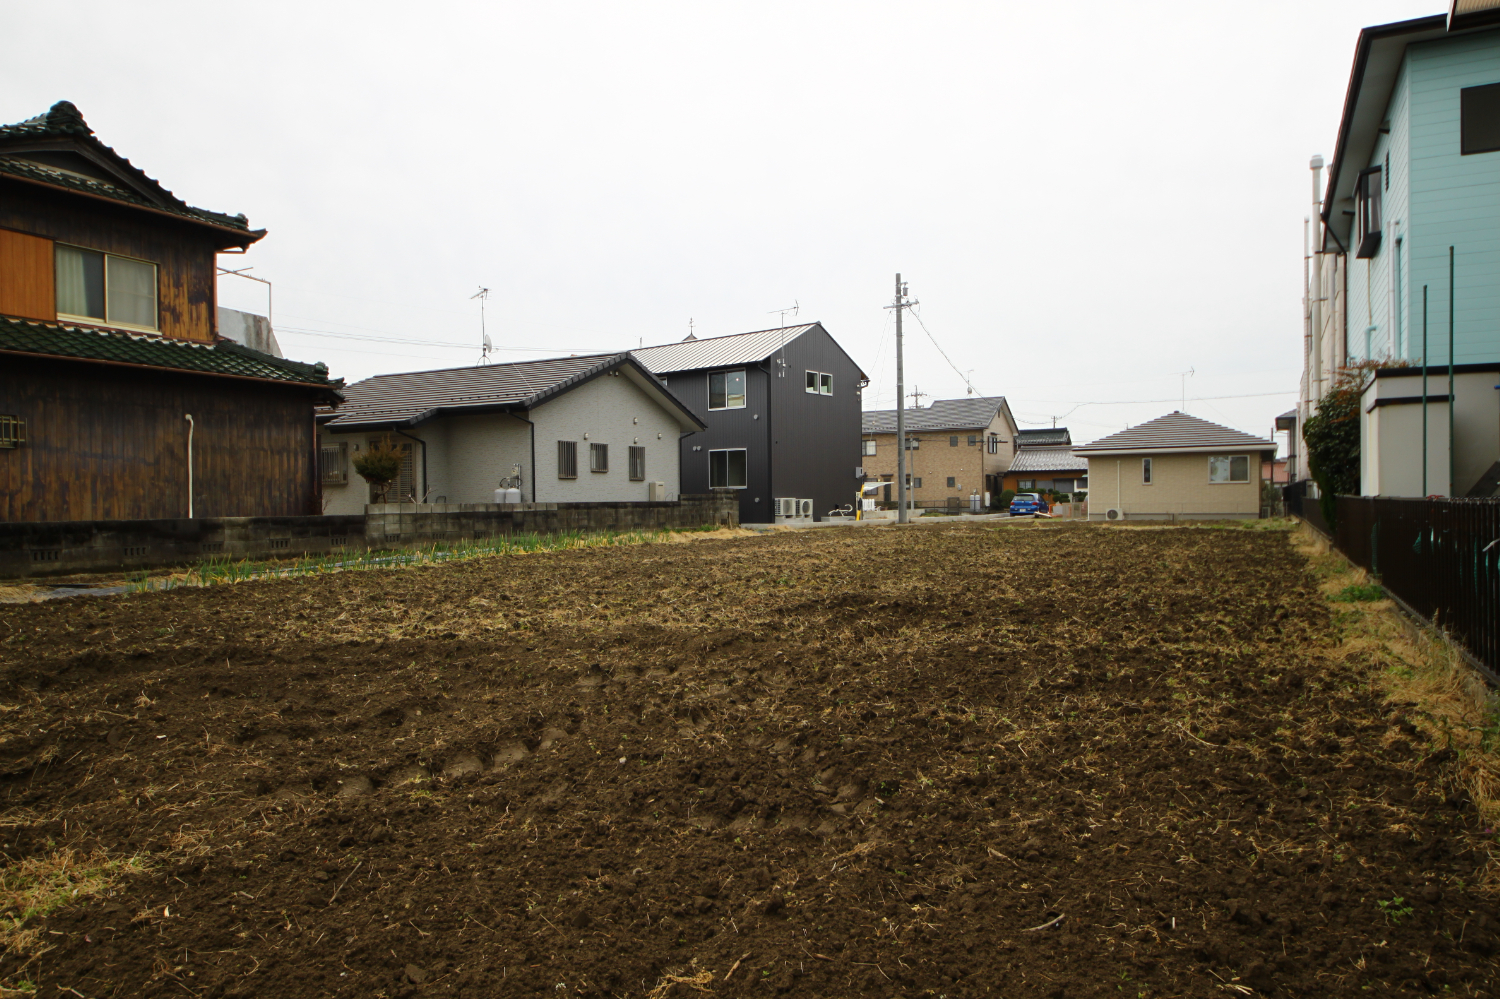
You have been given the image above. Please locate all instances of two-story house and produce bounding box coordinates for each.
[632,323,867,524]
[0,101,341,522]
[1299,4,1500,497]
[859,397,1019,509]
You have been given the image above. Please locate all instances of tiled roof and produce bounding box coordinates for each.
[0,102,258,238]
[1074,412,1275,453]
[1016,427,1071,447]
[323,353,706,431]
[633,324,821,373]
[1006,446,1087,474]
[0,316,341,393]
[862,397,1008,434]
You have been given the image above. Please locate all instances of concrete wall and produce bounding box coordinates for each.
[0,492,738,579]
[1086,452,1263,520]
[531,367,686,504]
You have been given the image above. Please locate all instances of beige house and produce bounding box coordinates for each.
[1074,413,1275,522]
[860,397,1019,509]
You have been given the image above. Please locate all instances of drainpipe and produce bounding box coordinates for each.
[1310,156,1325,401]
[184,414,195,518]
[1115,459,1121,518]
[1389,220,1401,359]
[393,427,428,502]
[509,411,537,502]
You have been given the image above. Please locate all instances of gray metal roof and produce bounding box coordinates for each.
[322,353,705,431]
[862,397,1009,434]
[1006,446,1088,474]
[1074,412,1275,454]
[1016,427,1071,447]
[631,324,821,374]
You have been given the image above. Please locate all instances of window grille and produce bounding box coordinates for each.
[0,415,25,448]
[320,441,348,484]
[558,441,578,479]
[629,445,646,481]
[590,442,609,473]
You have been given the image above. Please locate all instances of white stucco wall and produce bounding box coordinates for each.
[531,368,685,503]
[430,413,531,502]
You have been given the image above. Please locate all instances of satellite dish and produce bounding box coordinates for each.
[483,333,493,350]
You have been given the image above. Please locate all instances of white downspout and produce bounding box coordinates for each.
[185,414,195,518]
[1310,155,1325,401]
[1116,459,1121,517]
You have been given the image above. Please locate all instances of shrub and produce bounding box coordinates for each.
[353,435,405,503]
[1303,363,1381,527]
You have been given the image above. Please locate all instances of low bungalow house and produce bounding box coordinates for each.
[1074,412,1275,522]
[317,352,705,514]
[1000,447,1088,496]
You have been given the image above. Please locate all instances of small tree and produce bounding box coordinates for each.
[353,434,404,503]
[1303,362,1381,527]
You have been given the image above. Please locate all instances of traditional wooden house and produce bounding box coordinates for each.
[0,101,341,523]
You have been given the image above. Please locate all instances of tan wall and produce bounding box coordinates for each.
[860,410,1018,505]
[1085,452,1263,520]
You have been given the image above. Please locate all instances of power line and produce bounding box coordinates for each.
[276,325,612,355]
[907,306,983,397]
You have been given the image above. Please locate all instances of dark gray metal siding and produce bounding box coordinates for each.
[767,325,865,520]
[666,365,772,524]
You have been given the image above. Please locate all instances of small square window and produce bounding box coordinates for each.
[0,415,25,448]
[861,439,877,456]
[709,370,746,410]
[320,441,348,484]
[946,476,956,488]
[590,442,609,473]
[949,436,959,447]
[806,371,819,394]
[967,435,977,446]
[629,445,645,481]
[1462,81,1500,155]
[558,440,578,479]
[819,373,832,396]
[709,448,747,488]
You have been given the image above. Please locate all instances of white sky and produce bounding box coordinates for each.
[4,1,1439,444]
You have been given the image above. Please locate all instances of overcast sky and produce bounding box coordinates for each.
[5,1,1439,444]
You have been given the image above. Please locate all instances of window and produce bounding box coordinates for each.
[986,435,999,454]
[806,371,819,394]
[904,437,920,450]
[55,245,157,330]
[1018,479,1034,490]
[709,448,747,488]
[1209,455,1250,483]
[1461,81,1500,155]
[946,476,956,488]
[590,442,609,473]
[368,438,415,502]
[1355,167,1382,258]
[949,436,959,447]
[820,373,832,396]
[967,435,977,446]
[320,441,348,485]
[629,445,645,481]
[709,370,746,410]
[861,439,877,456]
[0,415,24,448]
[908,476,923,489]
[558,440,578,479]
[1142,457,1153,484]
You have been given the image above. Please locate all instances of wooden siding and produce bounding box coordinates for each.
[0,179,219,341]
[0,227,54,321]
[0,355,319,523]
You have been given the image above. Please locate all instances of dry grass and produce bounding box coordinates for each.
[0,848,148,956]
[1291,522,1500,891]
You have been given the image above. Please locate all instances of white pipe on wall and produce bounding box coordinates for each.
[1310,155,1325,400]
[185,414,195,518]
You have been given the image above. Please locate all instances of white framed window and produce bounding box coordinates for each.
[558,440,578,479]
[1018,479,1034,489]
[967,435,977,446]
[709,448,747,488]
[590,442,609,473]
[861,439,876,456]
[629,445,645,481]
[806,371,819,394]
[1208,455,1249,483]
[1142,457,1153,484]
[56,244,158,331]
[820,372,832,395]
[320,441,348,485]
[708,370,746,410]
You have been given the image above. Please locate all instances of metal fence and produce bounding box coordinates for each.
[1326,495,1500,682]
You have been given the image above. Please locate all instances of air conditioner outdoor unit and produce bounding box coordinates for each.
[796,498,814,518]
[774,497,797,518]
[1104,507,1123,521]
[648,481,668,501]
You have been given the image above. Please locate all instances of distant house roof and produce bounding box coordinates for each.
[1074,412,1275,455]
[862,397,1011,434]
[1006,446,1087,475]
[322,352,706,432]
[1016,427,1071,447]
[631,323,866,378]
[0,101,261,247]
[0,316,341,398]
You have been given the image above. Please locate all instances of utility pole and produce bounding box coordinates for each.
[886,274,917,524]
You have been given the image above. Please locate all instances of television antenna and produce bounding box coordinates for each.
[472,286,491,364]
[1173,366,1195,411]
[768,301,799,327]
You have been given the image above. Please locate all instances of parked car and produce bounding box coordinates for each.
[1009,492,1050,516]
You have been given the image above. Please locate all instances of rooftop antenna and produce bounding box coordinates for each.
[472,286,492,364]
[768,302,798,377]
[1173,366,1195,411]
[965,369,977,396]
[683,317,697,342]
[769,301,799,328]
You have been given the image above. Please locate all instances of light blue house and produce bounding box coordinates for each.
[1305,3,1500,497]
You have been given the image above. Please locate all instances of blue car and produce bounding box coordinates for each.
[1009,492,1049,516]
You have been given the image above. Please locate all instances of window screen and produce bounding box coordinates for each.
[557,440,578,479]
[629,445,645,481]
[1462,81,1500,155]
[590,442,608,473]
[709,449,747,488]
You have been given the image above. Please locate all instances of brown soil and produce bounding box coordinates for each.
[0,524,1495,997]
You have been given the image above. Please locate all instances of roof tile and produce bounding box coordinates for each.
[1074,412,1274,453]
[862,397,1008,434]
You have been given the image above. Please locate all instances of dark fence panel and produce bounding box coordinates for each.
[1331,495,1500,680]
[1283,481,1330,538]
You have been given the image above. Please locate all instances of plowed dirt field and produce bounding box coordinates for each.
[0,524,1495,998]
